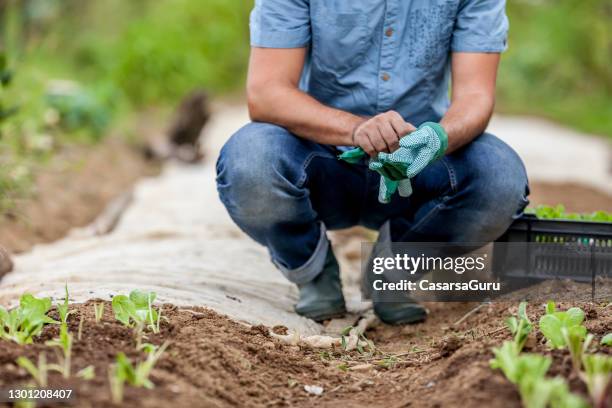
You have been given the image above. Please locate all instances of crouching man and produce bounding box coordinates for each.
[216,0,529,324]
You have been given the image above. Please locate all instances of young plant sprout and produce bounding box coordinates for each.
[57,284,72,326]
[539,301,592,372]
[490,348,588,408]
[109,342,169,403]
[601,333,612,347]
[76,365,96,380]
[46,324,73,379]
[93,302,105,324]
[112,290,162,334]
[580,354,612,408]
[506,302,532,352]
[0,294,57,344]
[16,353,49,387]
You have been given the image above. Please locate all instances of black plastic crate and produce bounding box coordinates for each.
[493,214,612,283]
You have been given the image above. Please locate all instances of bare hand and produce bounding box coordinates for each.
[352,111,416,157]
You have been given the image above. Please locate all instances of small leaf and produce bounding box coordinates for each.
[601,333,612,346]
[539,314,564,348]
[340,326,352,336]
[565,308,585,327]
[112,295,135,326]
[518,302,531,323]
[545,300,556,315]
[129,290,156,308]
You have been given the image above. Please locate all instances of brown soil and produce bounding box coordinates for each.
[0,138,159,255]
[0,300,609,408]
[529,182,612,213]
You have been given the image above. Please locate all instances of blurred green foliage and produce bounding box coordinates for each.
[500,0,612,137]
[0,0,610,212]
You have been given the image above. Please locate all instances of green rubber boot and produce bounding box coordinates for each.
[295,249,347,322]
[365,223,428,325]
[373,293,428,325]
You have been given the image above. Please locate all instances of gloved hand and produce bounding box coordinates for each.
[339,122,448,203]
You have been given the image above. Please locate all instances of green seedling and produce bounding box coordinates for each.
[490,346,587,408]
[46,324,73,379]
[112,290,162,334]
[57,284,72,326]
[77,317,84,341]
[539,301,585,348]
[505,302,533,352]
[109,342,169,403]
[0,294,57,344]
[539,301,592,371]
[580,354,612,408]
[527,205,612,222]
[76,365,96,380]
[93,302,105,324]
[601,333,612,346]
[16,353,49,387]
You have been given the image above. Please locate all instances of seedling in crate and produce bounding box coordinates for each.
[16,353,49,387]
[0,294,57,344]
[580,354,612,408]
[505,302,532,352]
[109,342,169,403]
[539,301,592,371]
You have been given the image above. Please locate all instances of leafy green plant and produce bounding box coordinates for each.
[0,294,57,344]
[490,346,587,408]
[109,342,169,403]
[112,290,161,333]
[527,205,612,222]
[93,302,105,324]
[601,333,612,346]
[580,354,612,408]
[506,302,533,352]
[539,302,592,371]
[16,353,49,387]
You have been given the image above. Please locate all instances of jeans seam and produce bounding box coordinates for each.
[441,156,458,194]
[298,152,337,188]
[409,197,449,233]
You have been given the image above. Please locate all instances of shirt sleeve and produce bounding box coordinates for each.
[451,0,509,53]
[250,0,311,48]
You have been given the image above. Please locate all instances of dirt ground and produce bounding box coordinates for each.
[528,182,612,213]
[0,138,159,256]
[0,300,609,408]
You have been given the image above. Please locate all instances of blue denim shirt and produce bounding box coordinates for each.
[250,0,508,126]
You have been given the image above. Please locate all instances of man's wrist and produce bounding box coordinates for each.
[345,116,367,146]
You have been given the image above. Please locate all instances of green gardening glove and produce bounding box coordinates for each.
[338,122,448,203]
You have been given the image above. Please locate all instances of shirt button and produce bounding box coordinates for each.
[381,73,390,81]
[385,28,394,37]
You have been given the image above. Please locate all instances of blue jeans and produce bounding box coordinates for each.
[216,122,529,285]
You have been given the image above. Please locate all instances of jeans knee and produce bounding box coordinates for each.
[456,133,529,240]
[216,123,306,221]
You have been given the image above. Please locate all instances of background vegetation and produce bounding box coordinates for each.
[0,0,610,211]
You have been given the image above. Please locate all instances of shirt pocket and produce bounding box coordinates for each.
[406,4,456,69]
[311,11,369,76]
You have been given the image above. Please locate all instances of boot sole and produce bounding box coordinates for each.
[295,301,347,322]
[374,305,427,325]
